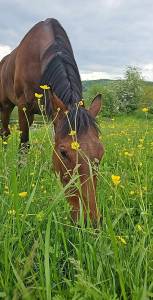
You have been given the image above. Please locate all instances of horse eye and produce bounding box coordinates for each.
[60,149,68,160]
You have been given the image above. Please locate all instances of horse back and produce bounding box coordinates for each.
[0,50,17,104]
[1,19,81,110]
[14,20,57,99]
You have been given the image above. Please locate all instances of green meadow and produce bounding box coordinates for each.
[0,112,153,299]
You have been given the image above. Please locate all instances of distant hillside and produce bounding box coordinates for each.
[82,78,153,91]
[142,80,153,105]
[82,79,116,91]
[7,78,153,122]
[82,78,153,107]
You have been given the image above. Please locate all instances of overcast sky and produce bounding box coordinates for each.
[0,0,153,80]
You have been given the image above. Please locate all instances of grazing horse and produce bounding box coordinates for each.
[0,18,104,223]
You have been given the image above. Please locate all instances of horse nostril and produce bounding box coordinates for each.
[60,149,68,160]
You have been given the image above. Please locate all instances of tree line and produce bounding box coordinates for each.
[83,66,153,117]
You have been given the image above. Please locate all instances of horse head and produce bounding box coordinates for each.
[51,92,104,225]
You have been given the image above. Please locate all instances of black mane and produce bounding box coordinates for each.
[41,18,82,109]
[40,19,99,136]
[41,54,82,106]
[59,106,99,137]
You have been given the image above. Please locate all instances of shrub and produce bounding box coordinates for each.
[148,106,153,114]
[115,66,143,113]
[83,66,144,116]
[84,83,120,117]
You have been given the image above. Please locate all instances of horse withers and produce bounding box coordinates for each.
[0,18,104,224]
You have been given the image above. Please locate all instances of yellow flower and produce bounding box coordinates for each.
[4,191,9,195]
[124,151,133,157]
[143,186,147,192]
[19,191,28,198]
[69,130,76,136]
[111,175,121,186]
[78,100,84,106]
[139,138,144,143]
[99,135,103,141]
[3,141,7,145]
[136,224,143,232]
[40,84,50,90]
[142,107,148,113]
[137,144,144,149]
[124,151,129,156]
[36,211,44,222]
[35,93,43,98]
[71,141,80,150]
[116,235,127,245]
[8,209,16,216]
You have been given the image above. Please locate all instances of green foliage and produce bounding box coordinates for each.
[83,79,113,92]
[0,115,153,299]
[148,106,153,114]
[83,66,145,116]
[84,83,120,117]
[141,82,153,108]
[115,66,143,113]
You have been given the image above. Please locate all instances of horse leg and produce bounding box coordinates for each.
[18,105,34,150]
[28,114,34,126]
[0,103,15,138]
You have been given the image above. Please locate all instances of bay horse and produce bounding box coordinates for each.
[0,18,104,224]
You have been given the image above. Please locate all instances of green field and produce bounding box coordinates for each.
[0,112,153,299]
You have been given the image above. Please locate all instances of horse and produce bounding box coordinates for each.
[0,18,104,224]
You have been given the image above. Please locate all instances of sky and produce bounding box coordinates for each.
[0,0,153,81]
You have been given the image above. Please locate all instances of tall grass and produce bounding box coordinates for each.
[0,113,153,299]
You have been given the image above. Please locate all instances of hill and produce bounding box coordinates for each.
[5,78,153,122]
[82,79,153,106]
[82,79,115,91]
[82,78,153,90]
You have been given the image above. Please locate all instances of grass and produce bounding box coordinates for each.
[0,112,153,299]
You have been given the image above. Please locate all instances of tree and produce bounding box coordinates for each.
[116,66,143,112]
[83,83,120,117]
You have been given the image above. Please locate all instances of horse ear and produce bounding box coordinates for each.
[51,92,67,113]
[88,94,102,118]
[49,92,68,125]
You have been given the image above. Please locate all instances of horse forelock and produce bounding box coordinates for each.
[58,107,99,137]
